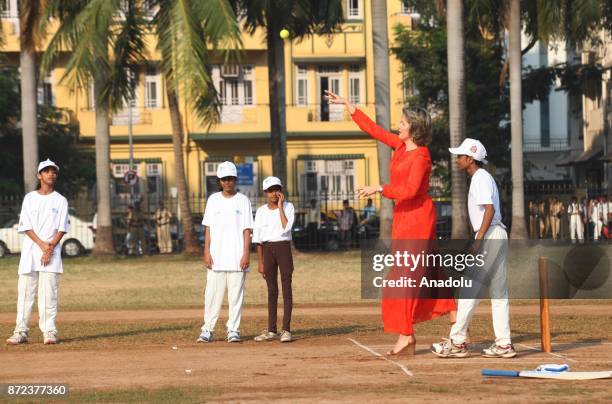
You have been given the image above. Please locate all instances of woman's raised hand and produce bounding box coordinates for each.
[324,90,356,114]
[324,90,346,105]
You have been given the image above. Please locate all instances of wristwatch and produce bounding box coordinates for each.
[378,185,383,193]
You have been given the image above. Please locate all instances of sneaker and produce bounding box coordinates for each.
[254,330,278,342]
[431,338,469,358]
[43,331,58,345]
[6,331,27,345]
[280,330,292,343]
[196,330,213,343]
[481,343,517,358]
[227,331,241,343]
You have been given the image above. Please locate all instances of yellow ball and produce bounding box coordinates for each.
[280,29,290,39]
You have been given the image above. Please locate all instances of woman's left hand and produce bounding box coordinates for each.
[358,185,380,197]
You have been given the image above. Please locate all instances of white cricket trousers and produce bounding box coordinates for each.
[14,271,60,334]
[569,215,584,242]
[201,270,246,334]
[450,225,511,346]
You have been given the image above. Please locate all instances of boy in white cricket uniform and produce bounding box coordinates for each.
[432,139,516,358]
[197,161,252,343]
[252,177,295,343]
[6,159,69,345]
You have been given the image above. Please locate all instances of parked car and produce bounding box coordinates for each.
[0,214,95,258]
[292,212,341,251]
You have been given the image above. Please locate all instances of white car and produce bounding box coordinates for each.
[0,214,95,258]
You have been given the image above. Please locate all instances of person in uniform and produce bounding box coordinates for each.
[155,202,173,254]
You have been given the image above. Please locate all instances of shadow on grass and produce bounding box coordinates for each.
[61,324,193,343]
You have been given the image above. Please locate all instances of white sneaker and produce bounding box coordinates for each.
[196,330,213,343]
[280,330,292,343]
[43,331,58,345]
[227,331,241,343]
[254,330,278,342]
[6,331,27,345]
[481,343,517,358]
[431,338,468,358]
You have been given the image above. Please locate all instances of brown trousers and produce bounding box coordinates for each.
[263,241,294,332]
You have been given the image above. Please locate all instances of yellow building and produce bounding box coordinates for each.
[1,0,416,208]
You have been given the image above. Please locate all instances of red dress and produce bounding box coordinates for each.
[352,109,456,334]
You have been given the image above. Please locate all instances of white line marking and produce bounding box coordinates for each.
[348,338,413,377]
[517,343,578,363]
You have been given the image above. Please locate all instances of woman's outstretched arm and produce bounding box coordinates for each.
[325,90,403,149]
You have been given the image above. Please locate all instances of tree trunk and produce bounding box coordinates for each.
[509,0,527,239]
[266,18,288,188]
[370,0,393,240]
[446,0,470,239]
[166,85,200,255]
[20,50,38,192]
[91,78,115,255]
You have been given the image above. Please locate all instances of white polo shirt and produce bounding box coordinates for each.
[252,202,295,244]
[468,169,505,232]
[18,190,70,275]
[202,192,253,271]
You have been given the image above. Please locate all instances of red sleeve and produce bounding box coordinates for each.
[351,108,403,149]
[382,153,429,201]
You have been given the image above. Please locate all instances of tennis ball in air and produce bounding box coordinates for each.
[280,29,290,39]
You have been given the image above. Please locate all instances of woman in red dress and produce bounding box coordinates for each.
[325,90,456,355]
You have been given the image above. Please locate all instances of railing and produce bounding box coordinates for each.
[523,139,573,152]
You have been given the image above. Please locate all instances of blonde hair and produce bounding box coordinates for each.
[402,106,432,146]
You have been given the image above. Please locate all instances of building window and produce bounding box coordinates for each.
[219,79,226,105]
[295,65,308,106]
[37,74,54,106]
[229,81,239,105]
[401,0,415,15]
[300,158,356,198]
[1,0,17,18]
[348,65,363,105]
[213,65,256,107]
[347,0,361,19]
[146,163,163,195]
[145,67,161,109]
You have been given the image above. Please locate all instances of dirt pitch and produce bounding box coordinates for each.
[1,303,611,403]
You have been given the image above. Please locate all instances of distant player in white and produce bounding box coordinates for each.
[6,159,69,345]
[567,197,584,243]
[197,161,253,343]
[432,139,516,358]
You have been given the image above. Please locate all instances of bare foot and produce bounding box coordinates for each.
[386,334,416,356]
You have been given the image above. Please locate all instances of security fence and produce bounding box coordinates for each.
[0,192,453,256]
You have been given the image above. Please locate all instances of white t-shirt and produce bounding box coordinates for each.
[252,202,295,244]
[202,192,253,271]
[468,169,505,232]
[18,190,70,275]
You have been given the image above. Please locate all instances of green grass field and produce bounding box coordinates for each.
[0,250,364,312]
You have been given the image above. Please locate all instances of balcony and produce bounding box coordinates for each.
[523,139,573,152]
[286,104,375,133]
[291,23,366,61]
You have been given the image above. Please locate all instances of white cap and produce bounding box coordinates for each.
[37,158,60,173]
[448,138,488,164]
[262,176,282,191]
[216,161,237,178]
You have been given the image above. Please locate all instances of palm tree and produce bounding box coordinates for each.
[153,0,242,255]
[19,1,48,192]
[369,0,393,239]
[507,0,527,238]
[41,0,148,255]
[42,0,242,256]
[445,0,470,238]
[229,0,343,188]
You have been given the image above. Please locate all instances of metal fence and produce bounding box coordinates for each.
[0,192,453,255]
